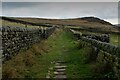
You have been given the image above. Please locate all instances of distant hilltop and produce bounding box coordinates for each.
[1,16,112,26]
[79,17,112,25]
[1,16,119,33]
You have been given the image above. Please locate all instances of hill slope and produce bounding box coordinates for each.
[80,17,112,25]
[1,16,119,33]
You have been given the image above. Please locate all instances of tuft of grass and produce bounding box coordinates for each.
[92,51,115,79]
[23,53,36,67]
[110,34,120,46]
[2,39,50,78]
[84,45,98,63]
[2,65,18,78]
[77,40,84,49]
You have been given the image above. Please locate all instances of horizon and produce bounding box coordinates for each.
[1,16,117,25]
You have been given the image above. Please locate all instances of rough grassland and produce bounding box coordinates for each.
[110,34,120,46]
[3,28,95,78]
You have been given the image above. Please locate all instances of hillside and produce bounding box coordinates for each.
[80,17,112,25]
[1,16,119,33]
[2,16,120,79]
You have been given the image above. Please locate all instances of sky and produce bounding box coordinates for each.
[1,2,119,24]
[1,0,120,2]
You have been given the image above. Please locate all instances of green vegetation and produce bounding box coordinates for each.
[110,34,120,46]
[54,29,95,78]
[3,28,96,78]
[1,19,40,28]
[3,16,119,33]
[67,26,120,46]
[2,16,119,79]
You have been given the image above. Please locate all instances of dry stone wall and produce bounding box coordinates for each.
[1,26,55,61]
[81,37,119,55]
[69,28,120,56]
[70,29,110,43]
[81,37,120,79]
[69,28,120,79]
[82,33,110,43]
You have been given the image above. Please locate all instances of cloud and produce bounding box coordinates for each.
[2,2,118,24]
[105,18,118,24]
[2,0,120,2]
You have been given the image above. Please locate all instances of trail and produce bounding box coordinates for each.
[2,28,94,78]
[45,28,71,78]
[43,28,94,78]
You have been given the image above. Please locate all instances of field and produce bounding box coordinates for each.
[66,26,120,46]
[1,19,40,28]
[1,17,120,79]
[2,17,119,33]
[110,34,120,46]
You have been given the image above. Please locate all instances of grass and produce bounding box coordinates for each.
[66,26,120,46]
[2,28,65,78]
[2,39,51,78]
[46,28,95,78]
[110,34,120,46]
[3,28,96,79]
[2,16,119,79]
[1,19,40,28]
[2,16,119,33]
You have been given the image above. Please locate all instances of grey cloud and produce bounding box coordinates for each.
[2,2,45,9]
[2,2,118,24]
[2,0,120,2]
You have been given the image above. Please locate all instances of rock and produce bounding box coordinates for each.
[49,67,53,70]
[54,71,65,75]
[54,75,67,78]
[56,69,66,72]
[2,26,55,61]
[55,63,61,66]
[46,75,50,78]
[54,66,67,69]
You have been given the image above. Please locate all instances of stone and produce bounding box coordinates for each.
[2,26,55,61]
[54,75,67,78]
[54,66,67,69]
[55,63,61,66]
[49,67,53,70]
[46,75,50,78]
[54,71,65,75]
[56,69,66,72]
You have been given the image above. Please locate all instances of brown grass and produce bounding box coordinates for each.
[2,17,119,33]
[91,51,114,78]
[23,52,36,67]
[3,65,18,78]
[77,40,85,49]
[84,45,98,63]
[93,61,112,74]
[2,39,49,78]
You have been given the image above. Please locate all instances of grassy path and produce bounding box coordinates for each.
[37,28,94,78]
[3,28,94,78]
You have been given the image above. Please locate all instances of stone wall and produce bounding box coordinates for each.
[81,37,120,79]
[69,28,120,79]
[69,29,109,43]
[82,33,109,43]
[1,26,55,61]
